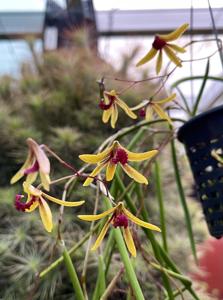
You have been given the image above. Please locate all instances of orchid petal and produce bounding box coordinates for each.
[23,182,42,197]
[163,46,182,67]
[27,138,50,174]
[106,161,117,181]
[42,193,85,207]
[153,104,172,124]
[91,218,111,251]
[145,105,154,121]
[79,146,112,164]
[158,23,189,42]
[39,197,53,232]
[168,43,186,53]
[123,227,136,257]
[156,50,163,74]
[78,206,116,221]
[123,207,161,232]
[25,172,38,186]
[39,171,51,191]
[154,93,176,104]
[102,108,113,123]
[25,200,39,212]
[83,163,107,186]
[126,149,158,162]
[136,48,158,67]
[111,104,118,128]
[116,97,137,119]
[10,151,33,184]
[121,164,148,184]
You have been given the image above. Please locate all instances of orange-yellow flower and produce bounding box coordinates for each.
[78,202,161,257]
[133,93,176,124]
[99,90,137,128]
[79,141,158,186]
[136,23,189,74]
[11,138,51,191]
[15,182,85,232]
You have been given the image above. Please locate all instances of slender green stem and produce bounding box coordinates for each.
[170,139,197,263]
[61,241,85,300]
[154,161,168,252]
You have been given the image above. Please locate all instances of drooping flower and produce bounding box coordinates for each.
[11,138,51,191]
[99,90,137,128]
[133,93,176,124]
[78,202,161,257]
[15,182,85,232]
[136,23,189,74]
[79,141,158,186]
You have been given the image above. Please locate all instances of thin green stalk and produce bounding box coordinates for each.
[154,161,168,252]
[170,139,197,263]
[61,241,85,300]
[92,255,106,300]
[164,287,187,300]
[171,75,223,89]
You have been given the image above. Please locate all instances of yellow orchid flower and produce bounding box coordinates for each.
[79,141,158,186]
[99,90,137,128]
[11,138,51,191]
[136,23,189,74]
[15,182,85,232]
[133,93,176,124]
[78,202,161,257]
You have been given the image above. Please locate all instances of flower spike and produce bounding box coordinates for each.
[136,23,189,74]
[15,182,85,232]
[99,90,137,128]
[79,141,158,186]
[78,202,161,257]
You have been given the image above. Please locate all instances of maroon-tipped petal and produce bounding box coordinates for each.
[24,160,39,175]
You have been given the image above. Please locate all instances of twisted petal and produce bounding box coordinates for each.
[91,218,111,251]
[27,138,50,174]
[153,104,172,124]
[78,206,116,221]
[25,199,39,212]
[123,227,136,257]
[23,182,42,197]
[121,164,148,184]
[39,197,53,232]
[126,149,158,162]
[40,171,51,191]
[156,50,163,74]
[163,46,182,67]
[10,151,33,184]
[111,104,118,128]
[83,163,107,186]
[102,107,113,123]
[145,105,154,121]
[168,43,186,53]
[116,97,137,119]
[136,47,158,67]
[106,161,117,181]
[42,192,85,207]
[154,93,176,104]
[79,146,112,164]
[122,207,161,232]
[158,23,189,42]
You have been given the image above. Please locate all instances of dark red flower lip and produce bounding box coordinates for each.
[152,36,166,50]
[113,213,128,228]
[15,194,37,212]
[99,94,115,110]
[111,148,128,165]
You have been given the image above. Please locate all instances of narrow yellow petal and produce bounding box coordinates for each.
[91,218,111,251]
[116,97,137,119]
[123,227,136,257]
[25,200,39,212]
[154,93,176,104]
[106,161,117,181]
[27,138,50,174]
[168,43,186,53]
[126,149,158,162]
[79,146,112,164]
[111,104,118,129]
[83,163,106,186]
[10,151,33,184]
[136,47,158,67]
[121,164,148,184]
[102,108,112,123]
[156,50,163,74]
[39,197,53,232]
[158,23,189,42]
[145,105,154,121]
[153,104,172,124]
[25,172,38,186]
[42,193,85,207]
[123,207,161,232]
[78,206,116,221]
[163,46,182,67]
[39,171,51,191]
[23,182,42,197]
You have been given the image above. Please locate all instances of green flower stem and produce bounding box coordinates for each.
[164,287,187,300]
[154,160,168,252]
[61,241,85,300]
[39,222,100,278]
[92,255,106,300]
[170,139,197,263]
